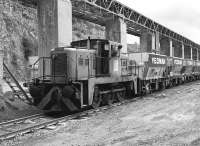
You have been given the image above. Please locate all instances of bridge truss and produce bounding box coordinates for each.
[22,0,200,49]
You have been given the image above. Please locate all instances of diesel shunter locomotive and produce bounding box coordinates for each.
[28,39,138,112]
[27,38,200,113]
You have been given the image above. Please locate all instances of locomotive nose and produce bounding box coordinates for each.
[61,85,81,112]
[62,86,75,98]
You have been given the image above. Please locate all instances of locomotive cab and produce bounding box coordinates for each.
[28,39,126,112]
[51,47,96,82]
[71,39,122,77]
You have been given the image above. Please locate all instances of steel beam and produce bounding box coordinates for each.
[72,0,200,49]
[19,0,200,49]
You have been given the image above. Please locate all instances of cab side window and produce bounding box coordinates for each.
[79,57,84,66]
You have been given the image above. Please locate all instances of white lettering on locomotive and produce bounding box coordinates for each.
[174,59,182,65]
[152,57,166,65]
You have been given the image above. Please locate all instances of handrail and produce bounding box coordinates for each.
[3,62,32,104]
[32,57,51,80]
[33,57,51,67]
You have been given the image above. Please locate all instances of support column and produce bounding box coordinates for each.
[0,14,5,80]
[140,31,159,53]
[38,0,72,76]
[170,39,173,57]
[155,31,160,52]
[182,43,184,59]
[38,0,72,57]
[197,48,199,61]
[105,17,127,54]
[0,49,3,94]
[152,33,155,51]
[140,31,152,53]
[191,47,193,60]
[0,50,3,79]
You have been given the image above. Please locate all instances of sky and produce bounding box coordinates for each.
[117,0,200,44]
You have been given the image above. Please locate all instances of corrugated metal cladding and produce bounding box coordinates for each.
[52,54,67,76]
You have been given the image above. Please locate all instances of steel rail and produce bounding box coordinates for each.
[0,97,141,141]
[0,80,197,141]
[0,113,45,127]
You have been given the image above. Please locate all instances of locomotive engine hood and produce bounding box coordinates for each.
[51,47,96,82]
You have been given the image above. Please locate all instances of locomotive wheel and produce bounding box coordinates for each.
[105,94,114,105]
[116,91,125,102]
[92,87,102,109]
[145,83,151,94]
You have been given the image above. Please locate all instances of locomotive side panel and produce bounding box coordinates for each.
[52,48,96,81]
[27,38,200,113]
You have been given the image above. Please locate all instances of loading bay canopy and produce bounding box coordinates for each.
[21,0,200,49]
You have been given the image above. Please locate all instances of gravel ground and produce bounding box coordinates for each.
[2,81,200,146]
[0,80,42,122]
[0,91,41,122]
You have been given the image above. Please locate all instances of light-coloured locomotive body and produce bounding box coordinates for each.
[28,39,138,112]
[27,38,200,113]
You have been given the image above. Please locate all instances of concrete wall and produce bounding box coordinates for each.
[140,31,160,53]
[198,50,200,60]
[160,37,170,56]
[159,37,183,58]
[182,43,184,59]
[37,0,72,75]
[184,45,191,59]
[140,32,152,53]
[0,50,3,79]
[160,38,184,58]
[154,32,160,52]
[38,0,72,58]
[192,48,197,61]
[173,41,182,58]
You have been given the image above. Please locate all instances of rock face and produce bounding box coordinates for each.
[0,0,105,121]
[127,43,140,53]
[73,17,105,41]
[0,0,105,83]
[0,1,38,81]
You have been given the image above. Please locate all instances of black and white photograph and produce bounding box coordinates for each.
[0,0,200,145]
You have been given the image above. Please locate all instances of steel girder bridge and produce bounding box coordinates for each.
[21,0,200,49]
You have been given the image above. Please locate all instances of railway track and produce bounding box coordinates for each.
[0,97,141,142]
[0,113,45,127]
[0,81,197,142]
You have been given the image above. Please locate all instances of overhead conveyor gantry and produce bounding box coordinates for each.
[71,0,200,49]
[20,0,200,50]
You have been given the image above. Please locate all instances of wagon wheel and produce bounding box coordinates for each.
[92,87,102,109]
[105,93,114,105]
[116,90,126,102]
[161,81,166,90]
